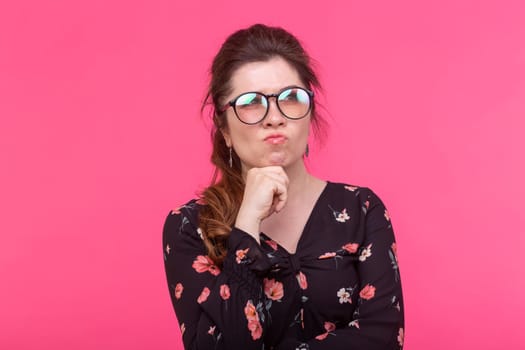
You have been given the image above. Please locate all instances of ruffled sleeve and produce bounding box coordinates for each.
[162,200,272,349]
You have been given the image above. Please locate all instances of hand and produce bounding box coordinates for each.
[235,166,289,242]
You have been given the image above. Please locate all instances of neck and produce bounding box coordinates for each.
[282,158,313,200]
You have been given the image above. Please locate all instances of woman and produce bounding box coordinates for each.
[162,24,404,349]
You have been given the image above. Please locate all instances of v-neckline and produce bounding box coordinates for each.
[260,181,331,256]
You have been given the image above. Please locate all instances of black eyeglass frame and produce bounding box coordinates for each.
[219,85,315,125]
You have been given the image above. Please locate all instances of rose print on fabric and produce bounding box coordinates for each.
[359,284,376,300]
[296,271,308,290]
[264,278,284,301]
[318,243,360,269]
[342,243,359,254]
[336,209,350,222]
[235,248,250,264]
[337,285,356,304]
[165,244,171,255]
[219,284,230,300]
[329,205,350,223]
[196,227,204,240]
[348,320,360,329]
[207,325,222,344]
[244,300,263,340]
[180,323,186,336]
[265,238,279,251]
[315,321,336,340]
[192,255,221,276]
[344,185,358,192]
[359,244,372,262]
[317,249,345,270]
[197,287,210,304]
[174,282,183,300]
[391,242,398,260]
[318,252,337,259]
[398,327,404,347]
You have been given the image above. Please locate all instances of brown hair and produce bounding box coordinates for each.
[199,24,325,265]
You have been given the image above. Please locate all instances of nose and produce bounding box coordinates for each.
[263,97,286,127]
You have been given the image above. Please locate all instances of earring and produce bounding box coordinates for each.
[305,144,309,157]
[229,147,233,168]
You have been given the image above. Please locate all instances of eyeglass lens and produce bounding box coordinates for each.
[234,87,311,124]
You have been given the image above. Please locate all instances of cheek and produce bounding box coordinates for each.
[227,120,254,147]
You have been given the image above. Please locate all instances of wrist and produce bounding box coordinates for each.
[234,211,261,243]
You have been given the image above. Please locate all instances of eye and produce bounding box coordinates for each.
[279,89,295,101]
[236,93,267,108]
[279,88,309,104]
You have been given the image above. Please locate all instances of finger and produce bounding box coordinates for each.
[273,182,288,212]
[263,166,289,186]
[260,172,288,191]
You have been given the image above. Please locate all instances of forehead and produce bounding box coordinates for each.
[228,57,303,97]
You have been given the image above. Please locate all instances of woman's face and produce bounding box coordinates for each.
[221,57,311,174]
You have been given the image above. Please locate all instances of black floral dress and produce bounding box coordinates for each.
[162,182,404,349]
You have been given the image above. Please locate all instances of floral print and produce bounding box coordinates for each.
[296,271,308,290]
[244,300,263,340]
[264,278,284,301]
[391,242,398,260]
[315,321,336,340]
[330,206,350,223]
[359,243,373,262]
[348,320,360,329]
[384,209,391,221]
[235,248,250,264]
[163,182,404,349]
[398,327,404,347]
[318,252,337,259]
[359,284,376,300]
[219,284,230,300]
[197,287,210,304]
[192,255,221,276]
[337,287,354,304]
[174,282,183,300]
[265,238,279,251]
[342,242,359,253]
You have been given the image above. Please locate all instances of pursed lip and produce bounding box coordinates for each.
[264,134,287,144]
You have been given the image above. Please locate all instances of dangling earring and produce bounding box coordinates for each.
[229,147,233,168]
[305,144,309,157]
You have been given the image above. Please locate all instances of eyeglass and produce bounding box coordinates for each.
[220,86,314,125]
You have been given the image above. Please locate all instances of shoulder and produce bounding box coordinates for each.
[326,181,390,217]
[327,181,394,233]
[327,181,382,205]
[162,198,205,244]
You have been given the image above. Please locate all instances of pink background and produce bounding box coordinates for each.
[1,0,524,349]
